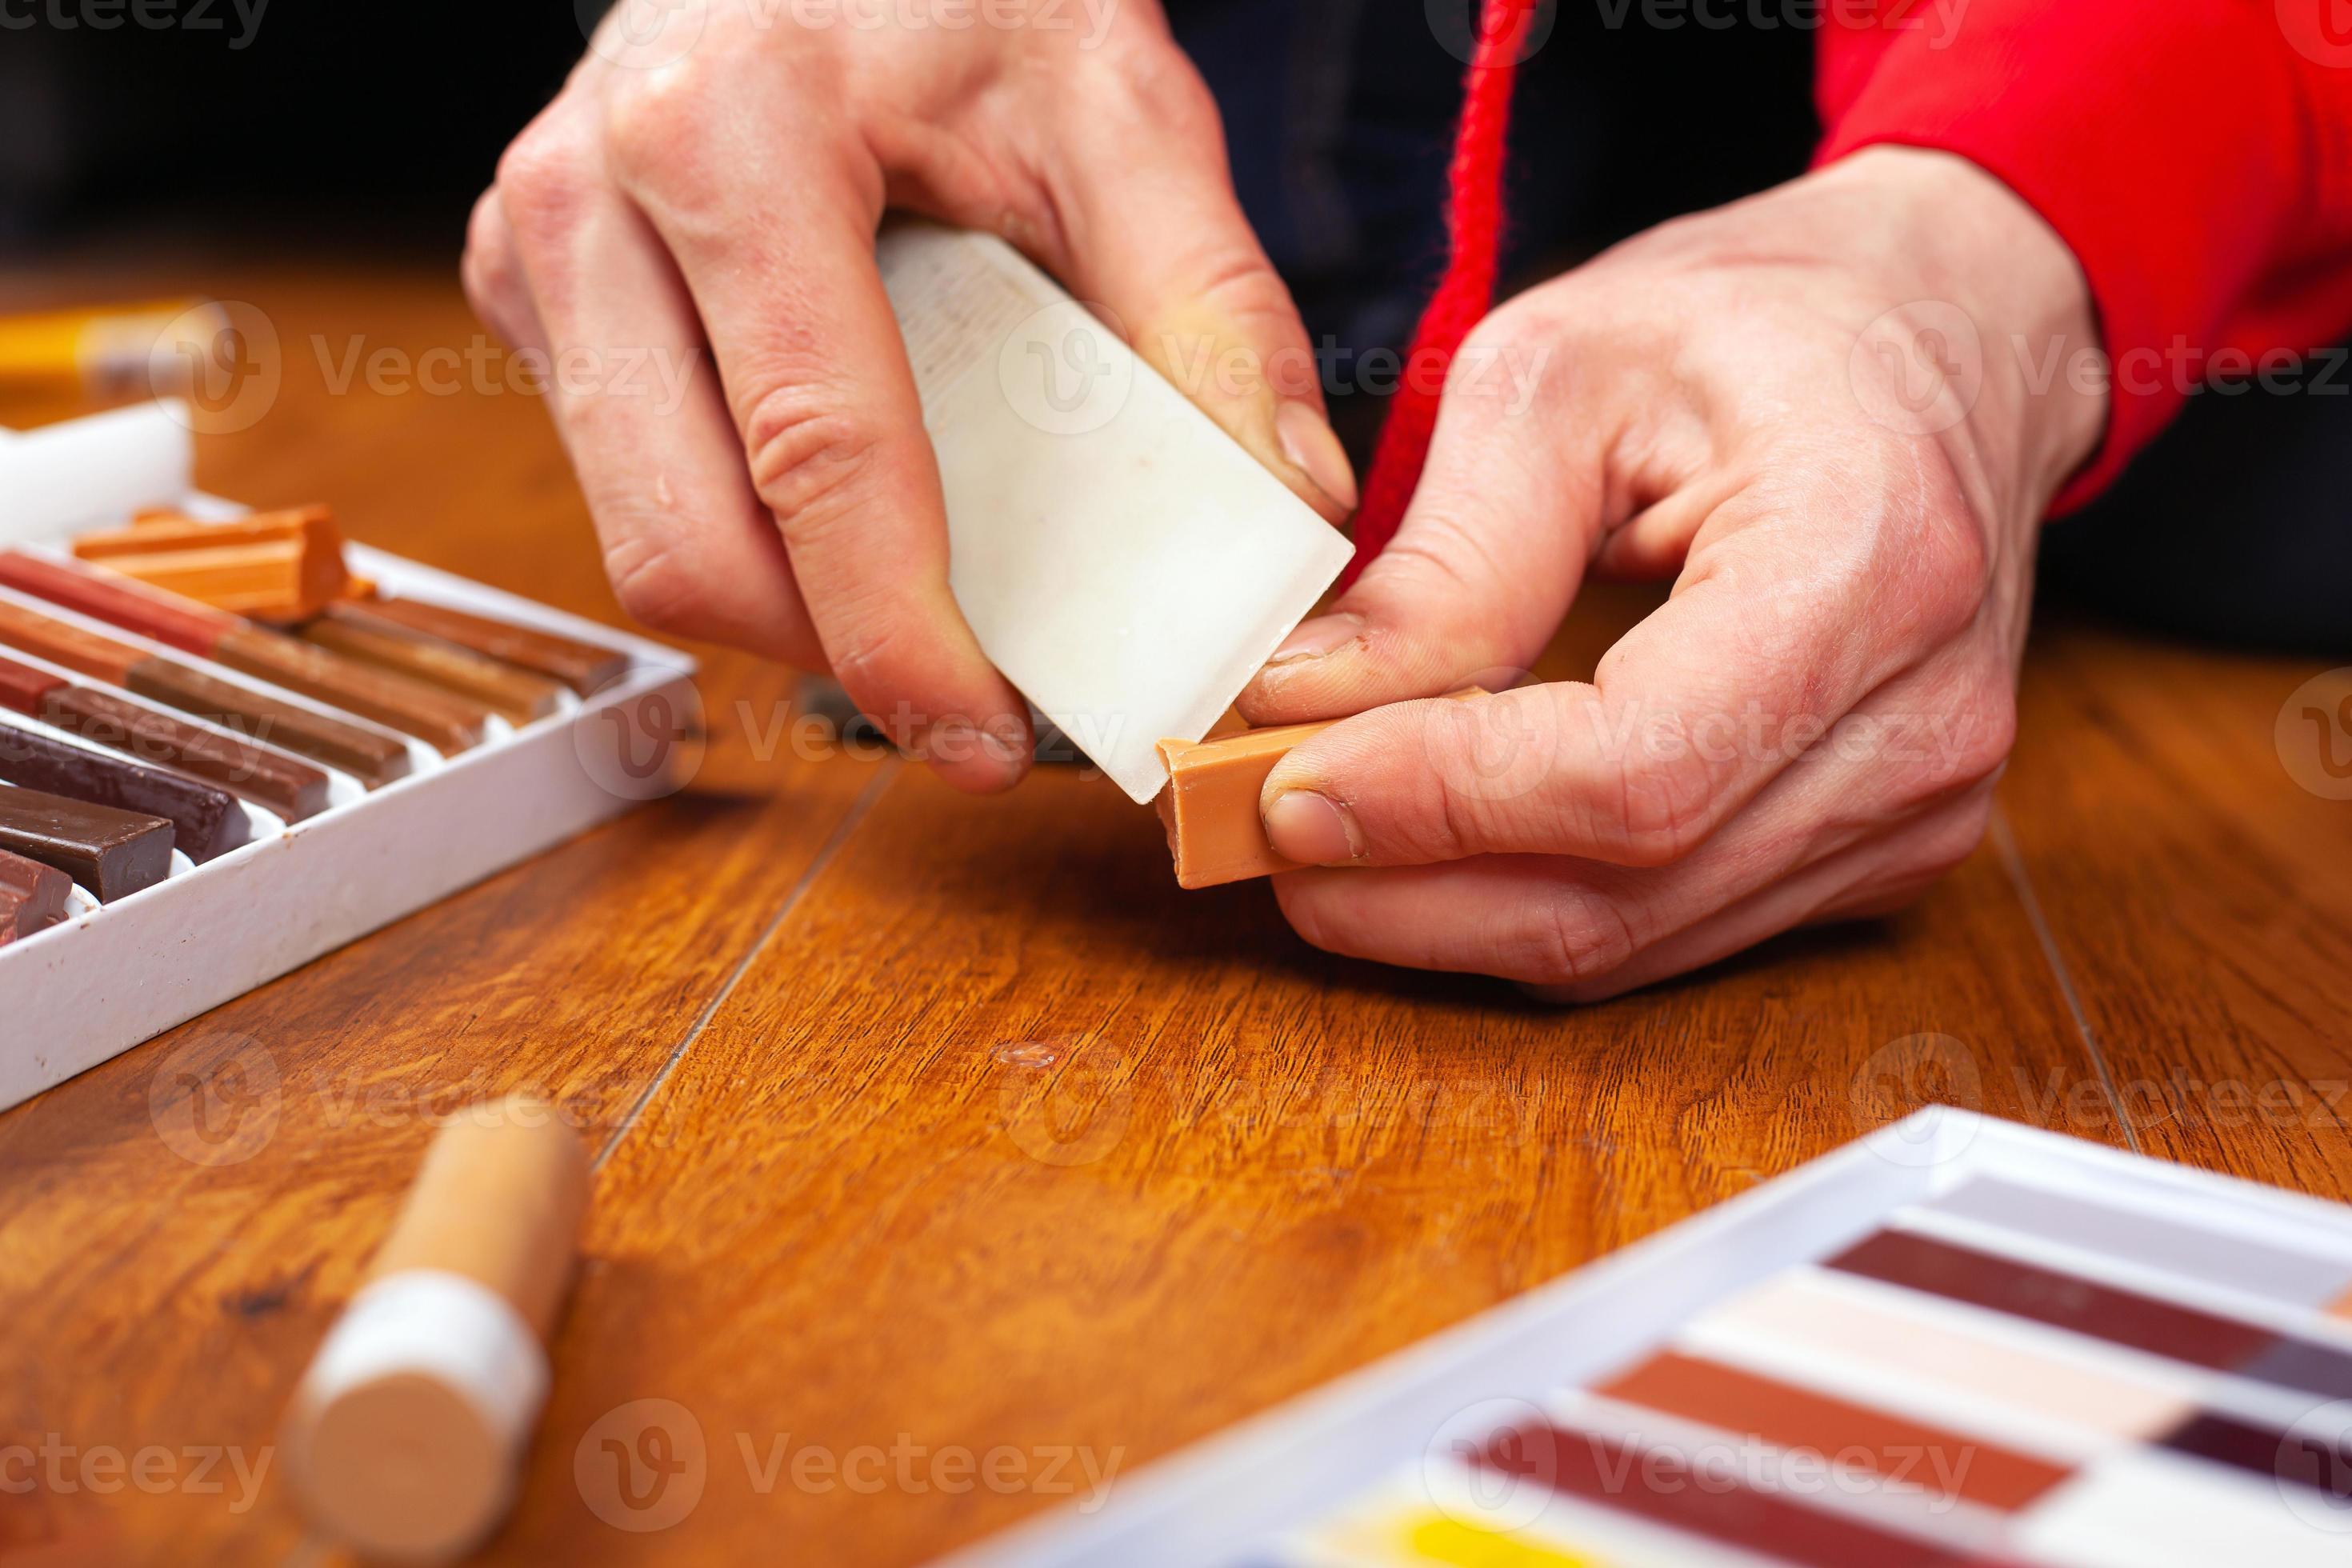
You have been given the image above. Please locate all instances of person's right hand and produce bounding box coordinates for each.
[465,1,1355,791]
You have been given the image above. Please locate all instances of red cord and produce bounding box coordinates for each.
[1341,0,1539,587]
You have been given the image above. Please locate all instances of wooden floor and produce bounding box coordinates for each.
[3,270,2349,1566]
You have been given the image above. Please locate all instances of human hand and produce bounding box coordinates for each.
[465,0,1354,791]
[1239,148,2108,998]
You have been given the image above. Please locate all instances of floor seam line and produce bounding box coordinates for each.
[1990,802,2142,1155]
[594,758,900,1171]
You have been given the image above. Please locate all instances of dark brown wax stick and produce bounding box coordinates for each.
[212,626,489,756]
[0,788,174,902]
[301,618,562,726]
[0,718,250,863]
[329,600,630,696]
[38,685,330,823]
[126,658,414,790]
[0,848,70,946]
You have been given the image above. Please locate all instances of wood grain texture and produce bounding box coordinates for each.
[1996,617,2352,1194]
[0,270,2341,1566]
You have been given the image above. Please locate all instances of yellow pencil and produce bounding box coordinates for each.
[0,298,231,394]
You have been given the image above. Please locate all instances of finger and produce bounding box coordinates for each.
[1262,454,1994,869]
[461,188,546,353]
[1521,791,1994,1002]
[1043,60,1356,522]
[491,116,829,675]
[1276,788,1990,996]
[605,80,1031,792]
[1237,302,1618,726]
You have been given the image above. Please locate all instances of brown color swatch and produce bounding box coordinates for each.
[0,598,143,685]
[1477,1422,1974,1568]
[40,685,330,823]
[302,617,561,726]
[1595,1350,2072,1511]
[329,598,630,696]
[1827,1230,2274,1372]
[0,787,174,902]
[0,847,70,945]
[0,718,250,863]
[126,658,414,789]
[0,550,238,657]
[212,626,488,755]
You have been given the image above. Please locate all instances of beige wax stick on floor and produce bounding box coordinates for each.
[283,1101,592,1563]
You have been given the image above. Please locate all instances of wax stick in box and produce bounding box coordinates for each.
[0,550,492,756]
[284,1101,593,1562]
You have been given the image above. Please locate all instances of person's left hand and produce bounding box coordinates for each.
[1236,148,2109,1000]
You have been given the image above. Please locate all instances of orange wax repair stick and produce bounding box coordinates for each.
[282,1100,592,1564]
[1156,689,1488,889]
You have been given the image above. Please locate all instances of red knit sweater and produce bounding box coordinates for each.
[1817,0,2352,510]
[1353,0,2352,571]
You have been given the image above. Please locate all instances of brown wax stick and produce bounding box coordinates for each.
[285,1102,592,1563]
[38,684,331,823]
[1154,688,1489,890]
[0,848,70,946]
[126,658,414,789]
[0,549,238,657]
[302,618,562,726]
[0,656,64,716]
[0,598,143,685]
[0,787,174,902]
[0,718,250,863]
[211,626,489,755]
[330,599,630,696]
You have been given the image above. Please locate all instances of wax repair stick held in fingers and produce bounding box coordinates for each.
[283,1100,592,1563]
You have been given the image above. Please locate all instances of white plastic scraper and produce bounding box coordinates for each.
[877,220,1354,805]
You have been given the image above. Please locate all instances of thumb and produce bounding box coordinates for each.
[1049,78,1356,521]
[1238,310,1599,723]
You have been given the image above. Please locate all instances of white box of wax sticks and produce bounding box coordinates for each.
[0,401,697,1112]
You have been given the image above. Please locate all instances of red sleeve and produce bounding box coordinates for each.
[1814,0,2352,511]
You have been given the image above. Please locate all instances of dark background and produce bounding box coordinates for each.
[0,2,1818,267]
[6,2,2339,650]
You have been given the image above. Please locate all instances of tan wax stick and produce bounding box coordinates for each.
[1155,721,1334,890]
[284,1102,592,1564]
[300,618,563,726]
[1155,690,1488,890]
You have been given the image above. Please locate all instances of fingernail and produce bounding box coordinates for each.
[1265,612,1366,667]
[1263,789,1362,866]
[1275,402,1359,512]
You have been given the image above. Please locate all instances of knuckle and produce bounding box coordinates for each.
[601,60,711,185]
[494,120,598,240]
[1600,748,1722,866]
[1950,685,2018,782]
[740,391,883,526]
[1086,37,1221,141]
[1905,794,1997,886]
[1512,886,1638,988]
[602,528,709,637]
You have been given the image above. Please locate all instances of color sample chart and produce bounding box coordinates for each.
[947,1114,2352,1568]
